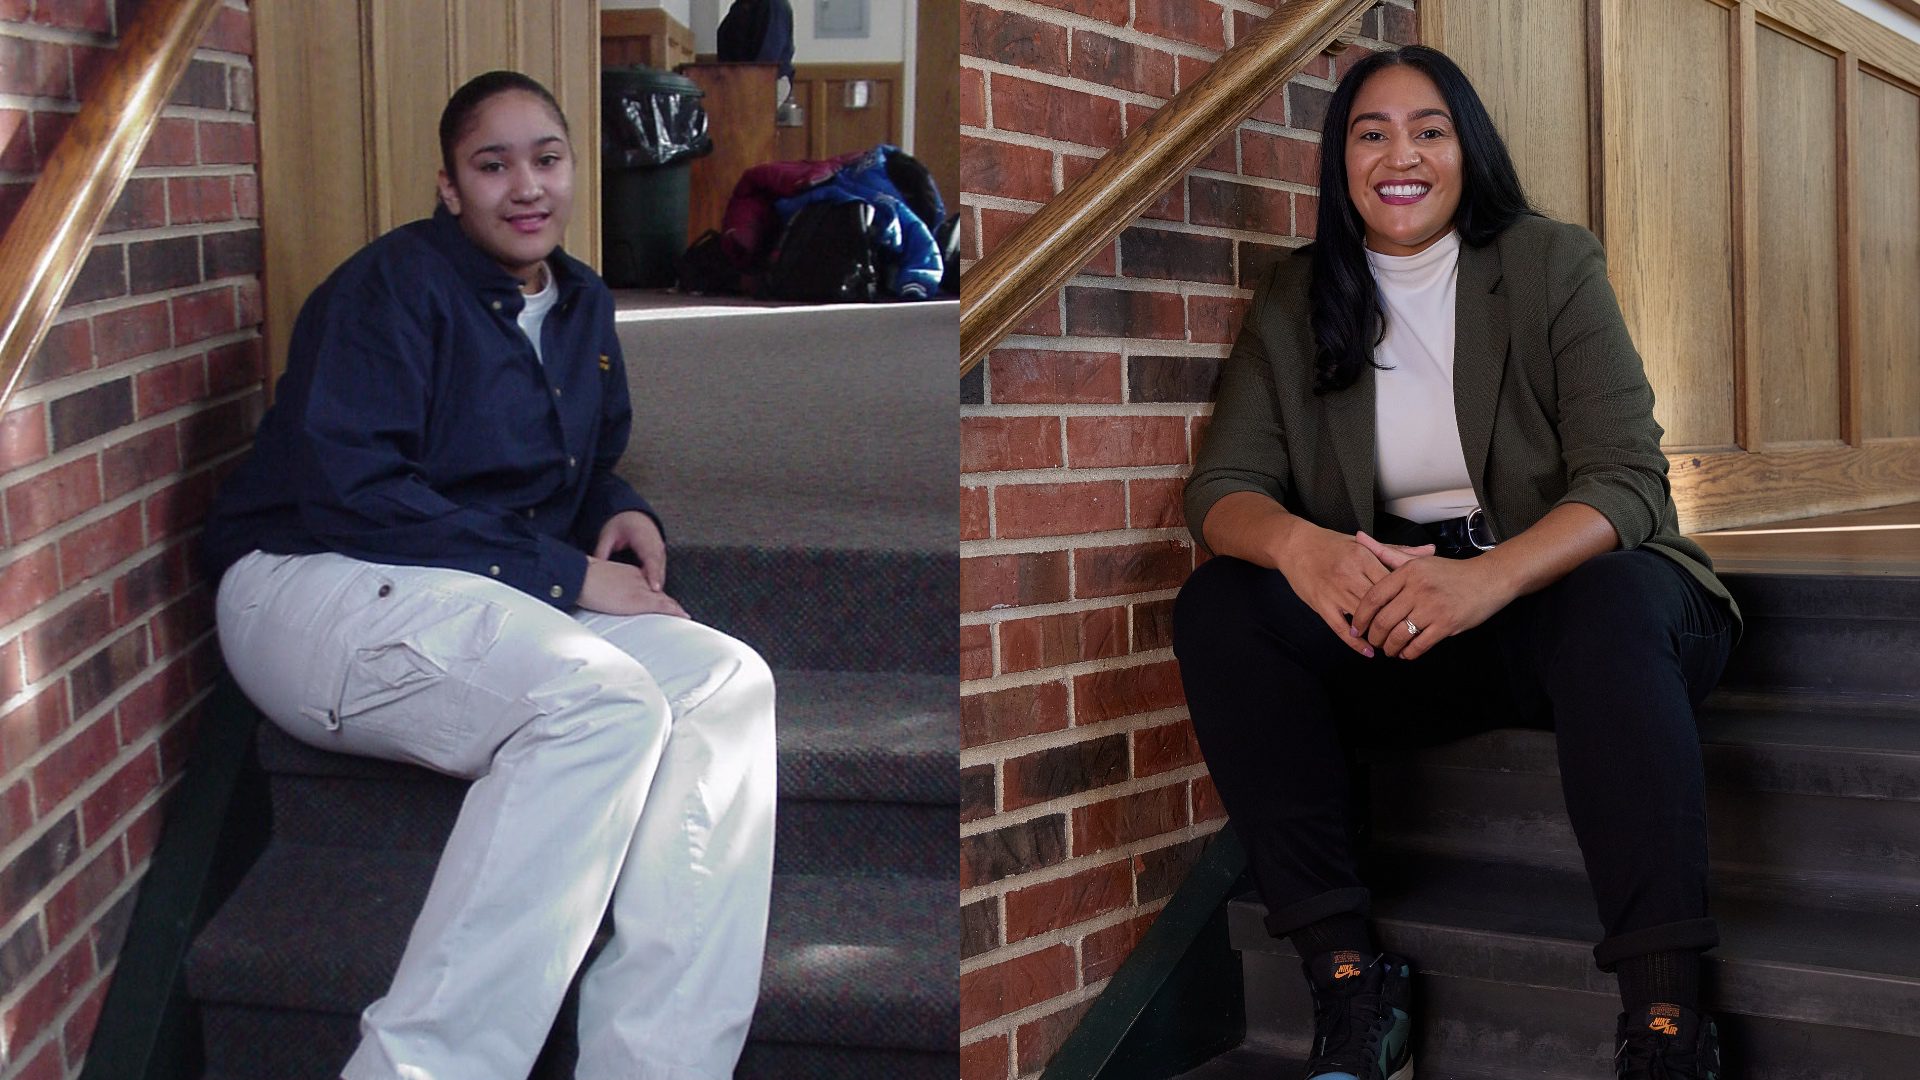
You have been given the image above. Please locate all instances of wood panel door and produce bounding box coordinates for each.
[255,0,598,380]
[1432,0,1920,531]
[775,62,905,163]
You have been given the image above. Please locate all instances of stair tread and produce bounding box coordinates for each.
[256,668,956,805]
[1227,851,1920,1030]
[188,843,957,1051]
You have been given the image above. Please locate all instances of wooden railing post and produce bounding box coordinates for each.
[958,0,1374,376]
[0,0,225,415]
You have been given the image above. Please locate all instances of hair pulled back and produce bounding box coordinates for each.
[438,70,571,177]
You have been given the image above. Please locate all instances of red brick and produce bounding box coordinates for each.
[1133,597,1177,652]
[138,116,198,167]
[206,339,265,394]
[961,135,1053,204]
[1073,782,1190,855]
[25,319,92,390]
[121,791,168,866]
[57,503,145,584]
[115,650,194,744]
[998,478,1121,538]
[1297,194,1320,239]
[1071,30,1175,98]
[960,1034,1010,1080]
[1129,477,1186,530]
[149,586,214,657]
[0,636,20,699]
[135,355,210,419]
[1062,287,1185,339]
[961,416,1061,473]
[962,550,1072,613]
[1333,43,1379,80]
[963,3,1070,75]
[1,942,93,1072]
[0,179,29,235]
[982,204,1114,274]
[61,977,110,1071]
[167,175,234,224]
[34,0,109,33]
[27,109,72,170]
[1074,659,1185,724]
[5,456,103,543]
[144,468,215,547]
[102,424,184,500]
[961,680,1069,748]
[202,4,255,53]
[0,107,31,171]
[1066,415,1189,467]
[961,622,994,681]
[43,843,125,946]
[13,1040,64,1080]
[177,394,262,467]
[0,544,59,627]
[1134,719,1203,776]
[0,402,49,470]
[0,36,71,98]
[1028,0,1126,22]
[1190,176,1292,233]
[30,712,118,812]
[1000,606,1127,674]
[1192,773,1226,822]
[1075,541,1192,599]
[237,278,263,326]
[992,75,1122,149]
[172,287,238,346]
[1005,733,1127,809]
[1006,861,1133,942]
[959,943,1077,1026]
[0,780,31,845]
[102,177,168,234]
[1251,83,1289,125]
[1136,0,1226,49]
[1177,54,1214,94]
[94,300,173,366]
[961,485,990,542]
[961,66,985,128]
[234,173,260,219]
[1383,4,1419,46]
[1188,293,1249,344]
[1119,227,1233,284]
[988,349,1122,405]
[81,745,160,844]
[1,684,70,775]
[1242,129,1320,185]
[1082,911,1157,983]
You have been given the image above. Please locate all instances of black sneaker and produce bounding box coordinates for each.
[1300,950,1414,1080]
[1615,1003,1722,1079]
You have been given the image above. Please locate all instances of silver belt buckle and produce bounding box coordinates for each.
[1465,507,1497,551]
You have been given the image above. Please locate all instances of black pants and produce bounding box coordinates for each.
[1171,548,1735,970]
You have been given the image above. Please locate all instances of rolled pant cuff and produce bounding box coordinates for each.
[1262,886,1371,940]
[1593,917,1719,972]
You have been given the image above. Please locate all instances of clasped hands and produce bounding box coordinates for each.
[579,510,687,617]
[1277,525,1512,660]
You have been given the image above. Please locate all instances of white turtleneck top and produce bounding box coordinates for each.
[1366,229,1478,524]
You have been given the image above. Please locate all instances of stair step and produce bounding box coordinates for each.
[188,843,957,1074]
[1717,571,1920,697]
[1222,852,1920,1077]
[257,669,957,875]
[1366,691,1920,887]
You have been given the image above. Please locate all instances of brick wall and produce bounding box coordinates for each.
[958,2,1417,1075]
[0,2,262,1076]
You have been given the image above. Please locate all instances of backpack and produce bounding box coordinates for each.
[676,230,743,295]
[716,0,796,78]
[934,214,961,296]
[882,150,945,234]
[764,200,877,303]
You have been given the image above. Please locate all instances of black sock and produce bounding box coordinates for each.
[1616,949,1702,1014]
[1290,912,1376,966]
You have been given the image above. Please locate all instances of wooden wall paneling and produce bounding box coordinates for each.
[1749,0,1920,86]
[1752,19,1843,448]
[257,1,376,383]
[1438,0,1590,226]
[1419,0,1448,51]
[1670,440,1920,531]
[1599,0,1737,450]
[601,8,696,70]
[1732,3,1756,450]
[1855,67,1920,440]
[812,63,903,160]
[913,0,961,213]
[457,0,513,86]
[553,0,599,266]
[370,0,454,231]
[1838,52,1859,447]
[682,63,780,243]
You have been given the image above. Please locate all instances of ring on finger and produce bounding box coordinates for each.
[1405,618,1420,637]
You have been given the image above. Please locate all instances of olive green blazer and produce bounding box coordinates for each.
[1185,213,1739,631]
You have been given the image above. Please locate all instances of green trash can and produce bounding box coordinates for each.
[601,66,712,288]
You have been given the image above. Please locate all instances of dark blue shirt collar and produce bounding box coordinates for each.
[428,202,591,304]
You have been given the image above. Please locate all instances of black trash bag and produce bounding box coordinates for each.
[765,200,877,302]
[602,67,713,169]
[717,0,796,78]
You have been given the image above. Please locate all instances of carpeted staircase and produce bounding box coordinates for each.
[1177,565,1920,1079]
[177,298,960,1078]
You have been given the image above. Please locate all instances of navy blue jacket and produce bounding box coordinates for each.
[203,206,657,609]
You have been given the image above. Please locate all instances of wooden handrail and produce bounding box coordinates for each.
[0,0,225,417]
[959,0,1374,376]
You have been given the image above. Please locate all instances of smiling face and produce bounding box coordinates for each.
[1343,64,1464,257]
[435,89,573,291]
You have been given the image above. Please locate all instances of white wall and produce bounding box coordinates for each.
[686,0,909,62]
[1835,0,1920,41]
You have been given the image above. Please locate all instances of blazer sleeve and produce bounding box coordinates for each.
[1544,226,1671,549]
[1184,266,1295,546]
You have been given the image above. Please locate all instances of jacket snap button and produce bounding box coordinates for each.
[553,386,562,397]
[549,585,564,599]
[567,455,577,468]
[377,584,392,598]
[489,565,501,577]
[491,300,502,311]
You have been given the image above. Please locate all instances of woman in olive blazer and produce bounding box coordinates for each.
[1172,47,1737,1080]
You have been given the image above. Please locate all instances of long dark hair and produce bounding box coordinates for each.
[438,70,571,177]
[1308,46,1532,393]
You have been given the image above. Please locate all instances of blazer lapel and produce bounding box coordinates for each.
[1453,238,1508,495]
[1327,359,1375,534]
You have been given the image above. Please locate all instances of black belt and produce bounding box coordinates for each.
[1417,507,1497,559]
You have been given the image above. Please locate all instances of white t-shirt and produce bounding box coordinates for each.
[515,263,559,365]
[1366,230,1478,523]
